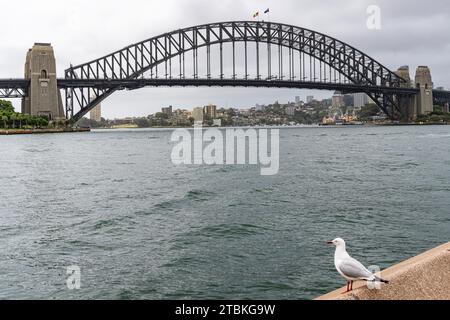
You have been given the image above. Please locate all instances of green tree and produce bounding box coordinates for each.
[0,100,15,113]
[1,116,7,128]
[0,99,50,129]
[134,118,150,128]
[357,103,379,121]
[155,112,169,119]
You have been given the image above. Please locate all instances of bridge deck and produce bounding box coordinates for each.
[0,79,29,87]
[0,78,420,94]
[2,78,449,104]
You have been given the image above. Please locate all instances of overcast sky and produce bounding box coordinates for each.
[1,0,449,118]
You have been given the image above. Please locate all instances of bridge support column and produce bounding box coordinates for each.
[396,94,417,122]
[22,43,65,121]
[415,66,434,116]
[394,66,416,122]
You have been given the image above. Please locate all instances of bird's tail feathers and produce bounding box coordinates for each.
[373,276,389,284]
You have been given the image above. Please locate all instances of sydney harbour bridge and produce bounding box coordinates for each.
[1,21,450,125]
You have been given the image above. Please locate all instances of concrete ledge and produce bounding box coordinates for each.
[316,242,450,300]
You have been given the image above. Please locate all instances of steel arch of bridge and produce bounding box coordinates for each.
[64,21,409,123]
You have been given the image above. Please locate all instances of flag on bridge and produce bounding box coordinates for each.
[253,11,259,18]
[264,8,270,14]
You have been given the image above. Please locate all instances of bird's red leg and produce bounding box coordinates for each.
[350,281,353,291]
[345,281,350,293]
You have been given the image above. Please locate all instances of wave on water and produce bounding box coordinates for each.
[198,223,267,238]
[92,219,119,230]
[184,190,216,202]
[152,198,183,212]
[252,188,274,194]
[418,133,450,139]
[172,223,268,245]
[152,189,216,213]
[25,148,51,153]
[389,162,420,172]
[213,166,234,173]
[383,132,405,136]
[249,281,296,292]
[87,213,138,233]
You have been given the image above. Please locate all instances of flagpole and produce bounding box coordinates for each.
[263,9,271,23]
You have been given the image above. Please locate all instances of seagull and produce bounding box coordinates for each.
[327,238,389,292]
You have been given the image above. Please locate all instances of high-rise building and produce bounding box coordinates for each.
[204,104,217,118]
[307,96,314,104]
[90,103,102,122]
[332,92,344,108]
[193,107,204,125]
[295,96,301,105]
[162,105,173,117]
[322,98,332,107]
[353,93,369,108]
[343,94,354,107]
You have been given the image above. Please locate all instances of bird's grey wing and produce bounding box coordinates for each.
[338,258,373,279]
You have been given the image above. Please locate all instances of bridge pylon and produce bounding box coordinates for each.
[394,66,416,122]
[393,65,435,122]
[414,66,434,116]
[21,43,65,121]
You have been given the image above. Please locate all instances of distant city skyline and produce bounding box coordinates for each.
[104,92,369,122]
[1,0,450,118]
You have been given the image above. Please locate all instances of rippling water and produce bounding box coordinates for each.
[0,125,449,299]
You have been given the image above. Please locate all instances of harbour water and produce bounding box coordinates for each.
[0,125,449,299]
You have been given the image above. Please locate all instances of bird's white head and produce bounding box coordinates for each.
[327,238,346,248]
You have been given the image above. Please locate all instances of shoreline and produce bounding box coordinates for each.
[92,123,450,130]
[1,123,448,135]
[0,128,90,135]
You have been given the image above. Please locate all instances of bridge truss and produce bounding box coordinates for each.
[2,22,450,122]
[433,89,450,105]
[0,79,28,98]
[63,21,413,123]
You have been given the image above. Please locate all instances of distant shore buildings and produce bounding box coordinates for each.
[161,105,173,117]
[83,90,406,128]
[90,102,102,122]
[204,104,217,119]
[193,107,204,125]
[353,92,369,109]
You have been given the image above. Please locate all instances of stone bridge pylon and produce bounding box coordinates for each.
[21,43,65,121]
[395,65,434,122]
